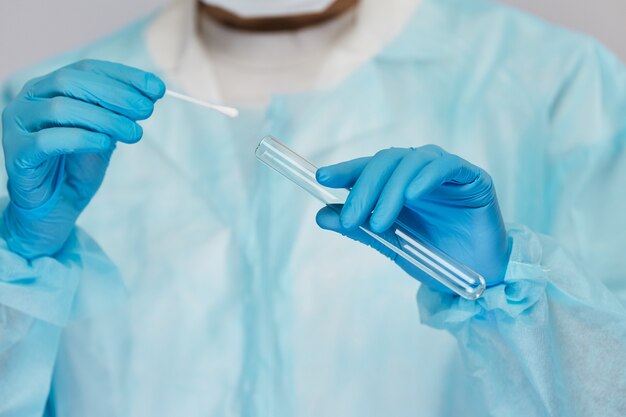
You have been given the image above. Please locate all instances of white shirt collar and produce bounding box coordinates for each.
[145,0,420,104]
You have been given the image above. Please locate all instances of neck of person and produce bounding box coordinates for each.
[198,0,360,32]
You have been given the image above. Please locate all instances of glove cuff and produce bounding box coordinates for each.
[417,224,548,329]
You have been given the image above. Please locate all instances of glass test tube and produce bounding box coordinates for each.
[255,136,486,300]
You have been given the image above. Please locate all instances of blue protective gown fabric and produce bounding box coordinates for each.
[1,0,626,416]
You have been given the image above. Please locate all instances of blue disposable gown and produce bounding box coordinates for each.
[1,0,626,416]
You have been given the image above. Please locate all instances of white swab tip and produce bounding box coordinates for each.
[165,90,239,118]
[213,106,239,118]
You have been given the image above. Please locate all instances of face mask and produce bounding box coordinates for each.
[200,0,337,18]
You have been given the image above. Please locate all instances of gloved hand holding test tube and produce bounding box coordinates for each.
[255,136,489,300]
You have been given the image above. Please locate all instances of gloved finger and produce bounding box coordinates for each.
[340,148,408,230]
[316,205,345,231]
[15,127,112,169]
[316,157,371,188]
[67,59,166,100]
[316,206,399,258]
[27,69,156,120]
[405,153,481,202]
[19,96,143,143]
[369,146,442,233]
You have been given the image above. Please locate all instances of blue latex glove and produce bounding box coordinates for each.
[1,59,165,259]
[315,146,510,290]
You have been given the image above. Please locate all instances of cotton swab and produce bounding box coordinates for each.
[165,90,239,118]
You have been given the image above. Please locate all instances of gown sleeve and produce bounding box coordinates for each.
[418,40,626,417]
[0,80,125,417]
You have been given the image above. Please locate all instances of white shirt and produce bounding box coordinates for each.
[198,10,356,106]
[147,0,420,107]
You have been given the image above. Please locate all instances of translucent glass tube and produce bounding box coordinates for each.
[255,136,486,300]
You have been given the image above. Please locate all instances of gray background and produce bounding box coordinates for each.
[1,0,625,83]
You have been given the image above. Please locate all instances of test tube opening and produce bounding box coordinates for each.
[255,136,348,205]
